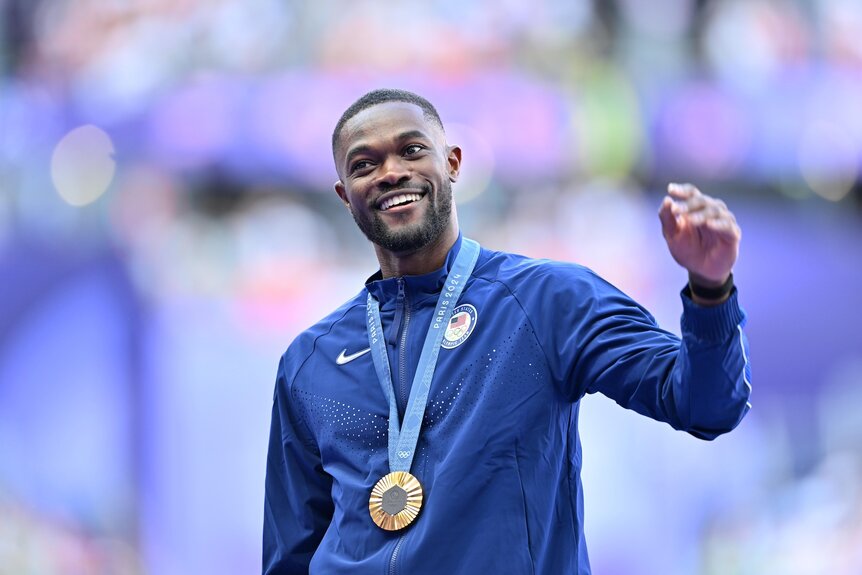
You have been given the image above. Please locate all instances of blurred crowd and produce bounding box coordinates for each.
[1,1,861,574]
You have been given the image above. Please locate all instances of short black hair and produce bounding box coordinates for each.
[331,88,445,157]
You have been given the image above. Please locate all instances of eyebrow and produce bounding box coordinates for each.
[343,129,432,170]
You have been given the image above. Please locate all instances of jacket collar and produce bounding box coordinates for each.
[365,234,464,309]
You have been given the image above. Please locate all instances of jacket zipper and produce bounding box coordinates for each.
[396,278,411,418]
[390,278,411,575]
[389,535,405,575]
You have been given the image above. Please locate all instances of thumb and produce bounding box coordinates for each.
[658,196,679,239]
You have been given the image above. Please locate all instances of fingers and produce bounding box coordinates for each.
[662,182,741,240]
[685,203,725,225]
[705,214,743,242]
[667,182,697,200]
[667,182,708,214]
[660,183,700,236]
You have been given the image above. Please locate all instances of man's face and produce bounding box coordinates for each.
[334,102,460,254]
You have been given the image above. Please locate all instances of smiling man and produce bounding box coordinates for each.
[334,96,459,277]
[263,89,752,574]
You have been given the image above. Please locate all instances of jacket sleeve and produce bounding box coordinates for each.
[263,356,334,574]
[524,265,751,439]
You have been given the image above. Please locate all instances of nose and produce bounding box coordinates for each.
[376,155,411,189]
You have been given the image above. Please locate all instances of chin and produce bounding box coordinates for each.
[373,221,437,253]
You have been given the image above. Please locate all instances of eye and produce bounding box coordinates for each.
[403,144,425,156]
[350,160,373,174]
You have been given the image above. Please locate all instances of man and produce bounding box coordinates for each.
[263,88,751,574]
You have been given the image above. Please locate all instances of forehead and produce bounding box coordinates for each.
[338,102,442,155]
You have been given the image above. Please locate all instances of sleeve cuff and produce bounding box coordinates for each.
[680,285,746,342]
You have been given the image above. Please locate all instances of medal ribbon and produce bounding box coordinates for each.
[366,238,480,473]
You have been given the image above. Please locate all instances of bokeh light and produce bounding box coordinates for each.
[798,121,859,202]
[570,66,643,179]
[50,125,116,207]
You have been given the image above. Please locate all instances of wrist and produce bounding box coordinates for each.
[687,272,734,303]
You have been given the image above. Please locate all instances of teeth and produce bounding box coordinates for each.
[381,193,421,211]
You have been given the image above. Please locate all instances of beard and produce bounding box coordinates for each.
[351,179,453,253]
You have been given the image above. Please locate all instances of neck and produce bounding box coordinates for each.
[375,226,459,279]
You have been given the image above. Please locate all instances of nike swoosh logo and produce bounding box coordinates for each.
[336,347,371,365]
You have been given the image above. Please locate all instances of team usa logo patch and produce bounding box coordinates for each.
[441,304,477,350]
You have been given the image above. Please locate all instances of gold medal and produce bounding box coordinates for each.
[369,471,423,531]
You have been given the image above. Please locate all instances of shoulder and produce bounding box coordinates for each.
[278,288,367,385]
[472,246,611,296]
[469,246,639,322]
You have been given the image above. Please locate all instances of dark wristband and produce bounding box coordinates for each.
[688,273,734,300]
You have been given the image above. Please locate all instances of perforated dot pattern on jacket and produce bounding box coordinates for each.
[292,388,388,452]
[288,320,548,457]
[423,320,547,444]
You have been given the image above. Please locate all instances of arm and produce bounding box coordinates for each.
[263,356,334,574]
[570,277,751,439]
[525,183,750,438]
[580,183,750,438]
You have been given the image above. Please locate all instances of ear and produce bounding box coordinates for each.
[334,180,351,209]
[447,145,462,182]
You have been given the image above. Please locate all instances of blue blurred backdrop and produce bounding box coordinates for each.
[1,1,861,574]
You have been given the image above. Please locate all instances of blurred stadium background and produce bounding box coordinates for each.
[1,0,861,573]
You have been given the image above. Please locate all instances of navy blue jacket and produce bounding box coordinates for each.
[263,236,752,574]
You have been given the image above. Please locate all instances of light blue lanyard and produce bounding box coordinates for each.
[366,238,480,473]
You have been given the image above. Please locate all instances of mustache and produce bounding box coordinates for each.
[378,180,432,193]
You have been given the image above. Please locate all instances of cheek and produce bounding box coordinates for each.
[347,188,374,212]
[416,159,446,182]
[343,182,367,201]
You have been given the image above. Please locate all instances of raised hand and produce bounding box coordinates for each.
[658,183,740,287]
